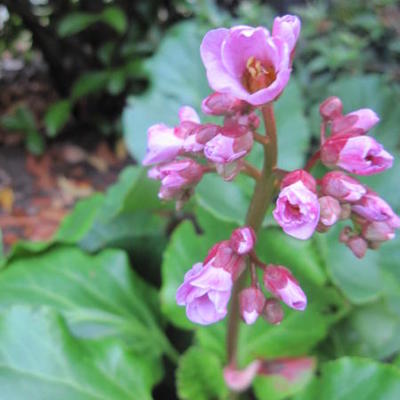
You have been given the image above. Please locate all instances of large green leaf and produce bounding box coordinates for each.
[176,346,228,400]
[295,357,400,400]
[0,246,175,361]
[122,21,211,163]
[0,306,161,400]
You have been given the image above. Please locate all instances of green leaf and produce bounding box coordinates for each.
[0,306,161,400]
[44,100,72,137]
[100,7,127,34]
[25,130,45,155]
[295,357,400,400]
[0,246,172,360]
[122,21,211,162]
[71,71,110,100]
[176,347,228,400]
[0,106,37,132]
[58,12,98,37]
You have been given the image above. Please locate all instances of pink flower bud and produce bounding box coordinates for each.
[281,169,317,193]
[224,111,260,131]
[263,265,307,311]
[216,160,243,181]
[331,108,380,136]
[204,124,253,164]
[201,92,247,116]
[148,158,204,202]
[318,196,341,227]
[263,298,284,325]
[339,203,352,220]
[182,124,219,153]
[346,236,368,259]
[272,15,301,55]
[176,262,232,325]
[223,361,261,392]
[143,124,184,166]
[200,26,292,106]
[352,192,400,225]
[258,357,316,381]
[321,134,393,176]
[230,226,256,255]
[239,287,266,324]
[203,241,246,280]
[362,221,396,242]
[339,226,353,243]
[178,106,200,124]
[321,171,366,202]
[273,181,320,240]
[319,96,343,121]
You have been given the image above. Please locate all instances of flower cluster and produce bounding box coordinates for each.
[144,15,301,208]
[273,96,398,258]
[176,226,306,325]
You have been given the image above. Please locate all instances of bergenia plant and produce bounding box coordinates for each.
[143,15,398,393]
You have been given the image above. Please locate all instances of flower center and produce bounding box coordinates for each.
[242,56,276,94]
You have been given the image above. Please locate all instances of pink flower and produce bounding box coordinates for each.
[148,158,204,203]
[273,180,320,240]
[262,298,284,325]
[143,106,200,165]
[204,124,253,164]
[272,15,301,55]
[352,192,400,225]
[176,262,232,325]
[318,196,341,227]
[331,108,379,136]
[229,226,256,255]
[200,26,291,106]
[320,134,393,175]
[321,171,366,202]
[319,96,343,121]
[182,124,219,153]
[281,169,317,192]
[239,287,265,324]
[223,361,261,392]
[362,221,396,242]
[202,92,248,115]
[263,265,307,310]
[258,357,316,382]
[224,111,260,131]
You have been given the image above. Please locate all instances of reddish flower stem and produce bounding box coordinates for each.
[304,149,321,172]
[242,161,262,181]
[226,103,278,370]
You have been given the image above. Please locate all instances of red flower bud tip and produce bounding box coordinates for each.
[201,92,248,116]
[321,171,366,202]
[263,265,307,311]
[318,196,341,227]
[263,298,284,325]
[346,236,368,259]
[280,169,317,193]
[230,226,256,255]
[319,96,343,121]
[239,287,266,325]
[223,360,261,392]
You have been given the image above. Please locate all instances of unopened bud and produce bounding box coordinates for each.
[263,298,284,325]
[319,96,343,121]
[230,226,256,255]
[319,196,341,227]
[346,236,368,259]
[239,287,265,325]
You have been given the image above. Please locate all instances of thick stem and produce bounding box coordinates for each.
[226,103,278,367]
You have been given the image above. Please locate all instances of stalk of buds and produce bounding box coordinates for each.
[142,12,398,394]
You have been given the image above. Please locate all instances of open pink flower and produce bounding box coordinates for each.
[272,15,301,55]
[321,134,393,175]
[263,265,307,311]
[321,171,366,202]
[273,180,320,240]
[176,262,232,325]
[200,25,291,106]
[143,106,200,165]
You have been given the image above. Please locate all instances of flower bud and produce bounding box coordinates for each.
[331,108,379,136]
[318,196,342,227]
[216,160,243,181]
[339,226,353,243]
[319,96,343,121]
[223,361,261,392]
[182,124,219,153]
[272,15,301,54]
[204,124,253,164]
[262,298,284,325]
[352,192,400,225]
[258,357,316,381]
[230,226,256,255]
[281,169,317,193]
[346,236,368,259]
[321,171,366,202]
[201,92,247,116]
[263,265,307,311]
[178,106,201,124]
[224,111,260,131]
[239,287,266,325]
[273,180,320,240]
[362,221,396,242]
[320,134,393,176]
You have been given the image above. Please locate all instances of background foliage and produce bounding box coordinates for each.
[0,0,400,399]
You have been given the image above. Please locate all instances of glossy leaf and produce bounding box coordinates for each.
[44,100,72,137]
